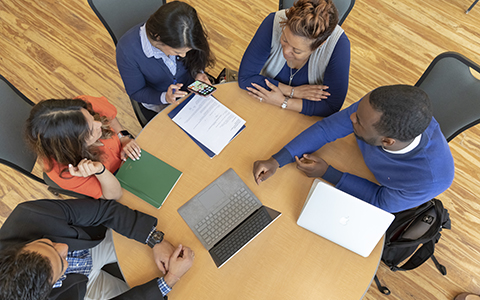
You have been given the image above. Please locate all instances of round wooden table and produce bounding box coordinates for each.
[113,82,383,300]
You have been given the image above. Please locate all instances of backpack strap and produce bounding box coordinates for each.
[373,275,391,295]
[395,240,435,271]
[431,255,447,275]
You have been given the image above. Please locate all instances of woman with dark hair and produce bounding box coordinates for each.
[238,0,350,117]
[25,96,141,200]
[116,1,215,122]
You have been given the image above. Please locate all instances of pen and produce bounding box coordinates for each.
[172,78,177,94]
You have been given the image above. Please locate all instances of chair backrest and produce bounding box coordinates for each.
[88,0,166,128]
[88,0,166,45]
[43,173,93,199]
[415,52,480,142]
[279,0,355,26]
[0,75,44,184]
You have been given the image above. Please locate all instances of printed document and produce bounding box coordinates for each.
[172,94,245,155]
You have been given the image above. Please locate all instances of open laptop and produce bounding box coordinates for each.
[178,168,281,268]
[297,179,394,257]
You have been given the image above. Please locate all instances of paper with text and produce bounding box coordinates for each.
[172,94,245,155]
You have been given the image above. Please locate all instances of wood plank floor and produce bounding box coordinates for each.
[1,0,480,299]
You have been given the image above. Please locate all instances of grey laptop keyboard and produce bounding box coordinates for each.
[195,187,257,246]
[209,206,272,265]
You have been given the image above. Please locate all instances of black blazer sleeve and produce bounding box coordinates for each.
[0,198,157,250]
[0,199,165,300]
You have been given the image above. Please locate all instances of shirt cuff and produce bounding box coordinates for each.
[160,92,168,104]
[322,165,344,185]
[157,277,172,297]
[272,148,295,167]
[145,226,157,244]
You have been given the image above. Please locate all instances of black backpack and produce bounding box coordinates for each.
[374,198,451,295]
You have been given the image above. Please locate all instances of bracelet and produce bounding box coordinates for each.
[281,96,289,109]
[289,87,295,98]
[95,164,106,175]
[168,272,181,281]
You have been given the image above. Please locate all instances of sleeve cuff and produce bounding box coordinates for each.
[272,148,295,167]
[160,92,168,104]
[157,277,172,297]
[145,226,157,244]
[322,165,344,185]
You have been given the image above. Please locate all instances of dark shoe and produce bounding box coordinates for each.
[455,293,480,300]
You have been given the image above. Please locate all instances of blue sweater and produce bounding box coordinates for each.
[238,13,351,117]
[273,101,455,213]
[116,24,195,105]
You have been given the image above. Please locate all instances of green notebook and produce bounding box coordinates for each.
[116,150,182,209]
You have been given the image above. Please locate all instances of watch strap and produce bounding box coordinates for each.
[147,230,164,248]
[118,130,133,139]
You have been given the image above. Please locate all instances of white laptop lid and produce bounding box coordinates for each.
[297,179,394,257]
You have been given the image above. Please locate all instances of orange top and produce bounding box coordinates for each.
[45,95,122,199]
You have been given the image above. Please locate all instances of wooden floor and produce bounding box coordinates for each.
[1,0,479,299]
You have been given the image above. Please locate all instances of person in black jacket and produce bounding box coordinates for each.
[0,198,194,300]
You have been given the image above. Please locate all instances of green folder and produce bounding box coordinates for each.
[115,150,182,209]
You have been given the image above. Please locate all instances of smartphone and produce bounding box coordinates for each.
[187,80,216,96]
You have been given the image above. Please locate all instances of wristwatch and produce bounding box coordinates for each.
[281,97,289,109]
[117,130,133,139]
[147,230,164,248]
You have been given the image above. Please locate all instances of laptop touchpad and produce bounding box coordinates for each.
[199,184,225,210]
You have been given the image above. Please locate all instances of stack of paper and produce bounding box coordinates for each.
[168,94,246,158]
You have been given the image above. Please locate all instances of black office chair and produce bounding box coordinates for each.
[43,173,93,199]
[415,52,480,142]
[0,75,91,198]
[279,0,355,26]
[88,0,166,127]
[466,0,478,14]
[0,75,45,185]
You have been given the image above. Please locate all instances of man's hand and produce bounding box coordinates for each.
[153,239,175,275]
[164,244,195,287]
[253,157,280,184]
[295,154,329,178]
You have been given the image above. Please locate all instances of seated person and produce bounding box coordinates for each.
[25,95,141,200]
[116,1,215,122]
[253,85,455,213]
[0,198,194,300]
[238,0,350,117]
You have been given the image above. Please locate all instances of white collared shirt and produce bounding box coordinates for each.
[383,134,422,154]
[139,24,177,107]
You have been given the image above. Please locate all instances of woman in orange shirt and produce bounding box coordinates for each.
[25,95,141,200]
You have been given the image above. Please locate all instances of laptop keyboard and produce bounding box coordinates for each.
[209,207,272,264]
[195,187,257,246]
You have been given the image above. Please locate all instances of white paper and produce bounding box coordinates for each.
[172,94,245,155]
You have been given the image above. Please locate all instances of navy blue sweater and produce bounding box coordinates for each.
[116,24,194,105]
[273,100,455,213]
[238,13,351,117]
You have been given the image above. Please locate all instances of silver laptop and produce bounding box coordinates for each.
[297,179,394,257]
[178,168,281,267]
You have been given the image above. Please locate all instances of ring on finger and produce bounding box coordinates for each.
[259,97,263,102]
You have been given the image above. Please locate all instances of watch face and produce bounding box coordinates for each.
[153,231,164,241]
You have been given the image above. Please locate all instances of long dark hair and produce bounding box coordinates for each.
[25,99,113,172]
[146,1,215,77]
